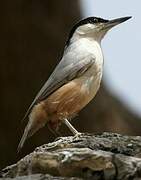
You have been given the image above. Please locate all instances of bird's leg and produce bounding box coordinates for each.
[63,118,80,135]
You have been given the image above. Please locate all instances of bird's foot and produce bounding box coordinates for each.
[73,132,84,140]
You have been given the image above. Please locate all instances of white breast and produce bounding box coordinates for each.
[78,38,104,100]
[65,37,104,103]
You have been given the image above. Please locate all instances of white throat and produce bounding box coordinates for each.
[69,23,109,45]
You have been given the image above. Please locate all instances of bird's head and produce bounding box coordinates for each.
[67,16,132,44]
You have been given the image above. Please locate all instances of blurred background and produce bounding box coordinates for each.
[0,0,141,170]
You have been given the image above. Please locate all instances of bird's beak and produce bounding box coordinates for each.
[102,16,132,30]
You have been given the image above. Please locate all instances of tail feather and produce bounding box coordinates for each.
[18,119,46,152]
[18,103,48,152]
[17,121,33,152]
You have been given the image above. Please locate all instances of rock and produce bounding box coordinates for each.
[0,174,82,180]
[1,132,141,180]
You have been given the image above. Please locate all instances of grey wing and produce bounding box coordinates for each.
[22,54,95,121]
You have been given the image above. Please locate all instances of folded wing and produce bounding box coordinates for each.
[22,54,95,121]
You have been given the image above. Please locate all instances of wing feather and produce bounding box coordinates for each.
[22,54,95,121]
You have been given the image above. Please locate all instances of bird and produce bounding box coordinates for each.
[18,16,131,151]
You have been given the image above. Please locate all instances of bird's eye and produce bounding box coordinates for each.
[94,18,98,23]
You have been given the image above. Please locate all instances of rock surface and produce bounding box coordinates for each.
[1,132,141,180]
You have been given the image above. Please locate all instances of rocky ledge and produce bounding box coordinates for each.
[1,132,141,180]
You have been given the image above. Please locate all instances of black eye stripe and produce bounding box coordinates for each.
[93,18,99,23]
[82,17,109,24]
[89,18,98,23]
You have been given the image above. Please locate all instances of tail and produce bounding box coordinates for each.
[18,119,46,152]
[18,103,48,152]
[17,120,33,152]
